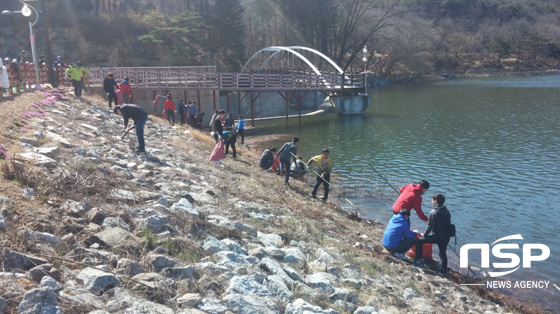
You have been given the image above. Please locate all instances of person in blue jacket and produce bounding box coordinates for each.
[382,209,418,260]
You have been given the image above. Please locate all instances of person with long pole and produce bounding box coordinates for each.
[307,148,333,202]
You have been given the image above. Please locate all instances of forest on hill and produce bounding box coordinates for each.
[2,0,560,79]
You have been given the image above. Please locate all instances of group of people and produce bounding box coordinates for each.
[258,137,333,202]
[382,180,455,276]
[208,110,246,159]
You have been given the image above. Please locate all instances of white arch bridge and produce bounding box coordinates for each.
[86,46,369,118]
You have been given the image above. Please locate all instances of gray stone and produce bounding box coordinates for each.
[221,294,280,314]
[214,251,259,270]
[161,266,195,279]
[40,276,58,288]
[305,272,337,293]
[139,215,170,233]
[76,267,121,295]
[203,236,229,254]
[19,137,40,147]
[148,254,177,272]
[282,247,307,268]
[88,209,106,224]
[330,287,358,303]
[403,287,419,299]
[101,216,132,231]
[226,276,272,296]
[18,287,62,314]
[25,230,59,245]
[194,262,230,277]
[85,227,138,249]
[283,266,303,282]
[130,272,168,289]
[170,198,199,218]
[63,200,92,217]
[267,274,294,302]
[116,258,143,276]
[264,247,285,260]
[221,238,248,255]
[18,152,58,167]
[259,257,295,284]
[353,306,378,314]
[0,297,6,314]
[333,300,356,313]
[285,298,340,314]
[112,287,174,314]
[257,232,283,248]
[109,189,139,202]
[27,264,62,283]
[177,293,203,308]
[32,146,60,159]
[3,249,48,271]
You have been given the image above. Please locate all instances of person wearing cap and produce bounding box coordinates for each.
[114,104,148,153]
[103,73,119,108]
[382,209,418,260]
[392,180,430,222]
[276,137,299,185]
[307,149,333,201]
[65,61,90,98]
[119,77,132,103]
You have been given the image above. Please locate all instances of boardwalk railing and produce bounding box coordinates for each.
[2,63,364,100]
[87,66,364,91]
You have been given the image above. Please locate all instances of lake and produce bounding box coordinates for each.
[259,75,560,306]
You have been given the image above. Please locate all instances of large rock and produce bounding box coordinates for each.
[147,254,177,272]
[225,276,272,296]
[221,294,279,314]
[84,227,140,253]
[18,152,58,167]
[110,287,174,314]
[170,198,199,218]
[76,267,121,295]
[161,266,195,279]
[257,232,283,248]
[3,249,48,271]
[202,236,229,254]
[282,247,307,268]
[18,287,62,314]
[267,274,294,302]
[305,272,337,293]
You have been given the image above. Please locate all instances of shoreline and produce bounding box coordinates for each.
[0,89,553,313]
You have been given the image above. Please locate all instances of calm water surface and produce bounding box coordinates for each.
[260,75,560,304]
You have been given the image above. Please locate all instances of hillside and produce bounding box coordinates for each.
[0,89,548,313]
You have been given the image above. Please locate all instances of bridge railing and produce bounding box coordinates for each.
[87,66,364,91]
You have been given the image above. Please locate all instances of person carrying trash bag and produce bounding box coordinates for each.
[382,209,418,260]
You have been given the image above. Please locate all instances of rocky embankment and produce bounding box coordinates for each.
[0,89,514,313]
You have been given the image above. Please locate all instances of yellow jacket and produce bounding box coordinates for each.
[307,155,333,175]
[65,66,90,81]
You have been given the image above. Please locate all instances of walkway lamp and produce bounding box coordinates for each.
[2,0,40,86]
[362,45,368,95]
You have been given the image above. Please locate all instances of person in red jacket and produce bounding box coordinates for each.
[164,95,176,126]
[119,77,132,104]
[392,180,430,222]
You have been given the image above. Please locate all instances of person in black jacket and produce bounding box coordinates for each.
[103,73,119,108]
[114,104,148,153]
[413,193,452,276]
[212,110,225,143]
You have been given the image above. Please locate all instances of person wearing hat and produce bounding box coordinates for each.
[103,72,119,108]
[65,61,90,98]
[114,104,148,153]
[307,148,333,201]
[276,137,299,185]
[392,180,430,222]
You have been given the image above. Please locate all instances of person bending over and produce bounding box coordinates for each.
[382,209,418,260]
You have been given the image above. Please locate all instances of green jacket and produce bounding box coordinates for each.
[65,66,90,81]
